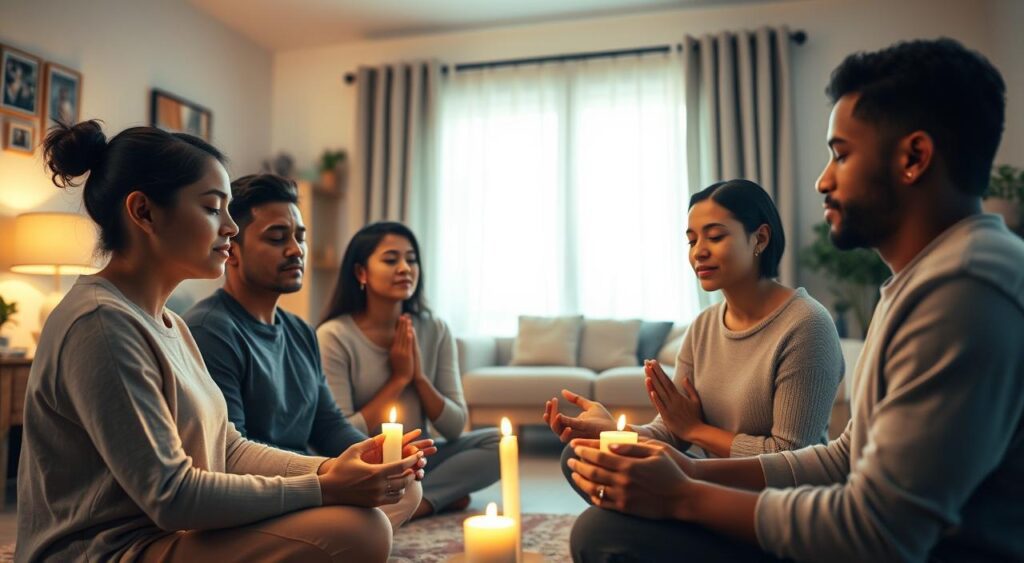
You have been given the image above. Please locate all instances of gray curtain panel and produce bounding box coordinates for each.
[681,27,797,285]
[352,61,440,230]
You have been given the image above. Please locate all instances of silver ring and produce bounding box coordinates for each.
[597,485,605,501]
[385,479,397,496]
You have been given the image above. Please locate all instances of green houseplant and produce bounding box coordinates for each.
[800,222,891,338]
[318,149,347,193]
[984,164,1024,234]
[0,295,18,348]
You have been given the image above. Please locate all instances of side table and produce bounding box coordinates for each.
[0,358,31,508]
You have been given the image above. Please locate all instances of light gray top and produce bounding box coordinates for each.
[317,314,467,441]
[16,276,325,563]
[755,214,1024,561]
[641,288,843,457]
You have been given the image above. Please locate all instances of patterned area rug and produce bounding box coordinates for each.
[0,513,575,562]
[392,512,576,562]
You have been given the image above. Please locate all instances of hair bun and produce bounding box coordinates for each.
[43,120,107,188]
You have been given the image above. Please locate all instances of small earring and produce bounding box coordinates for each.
[905,172,913,179]
[360,282,366,291]
[754,249,760,257]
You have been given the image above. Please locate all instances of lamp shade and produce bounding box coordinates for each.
[10,212,99,275]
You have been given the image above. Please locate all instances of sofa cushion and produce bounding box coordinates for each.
[462,366,595,406]
[579,319,642,372]
[510,315,583,366]
[594,366,671,407]
[657,324,689,366]
[636,321,674,363]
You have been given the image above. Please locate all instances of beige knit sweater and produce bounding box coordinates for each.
[642,288,844,457]
[16,276,326,562]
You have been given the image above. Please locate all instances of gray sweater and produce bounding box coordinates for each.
[16,276,325,562]
[317,314,467,441]
[755,214,1024,561]
[642,288,843,457]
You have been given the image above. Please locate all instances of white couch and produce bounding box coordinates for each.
[457,334,863,439]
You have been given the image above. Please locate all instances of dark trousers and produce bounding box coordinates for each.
[561,444,782,562]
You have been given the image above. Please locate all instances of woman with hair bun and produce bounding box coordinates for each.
[17,121,434,563]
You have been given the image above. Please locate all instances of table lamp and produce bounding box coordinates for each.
[9,212,99,335]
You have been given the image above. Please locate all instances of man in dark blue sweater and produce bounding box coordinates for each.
[184,173,424,527]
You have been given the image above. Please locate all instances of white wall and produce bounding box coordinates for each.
[0,0,273,351]
[989,0,1024,165]
[271,0,1018,321]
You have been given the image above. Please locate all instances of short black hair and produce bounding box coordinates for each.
[826,38,1005,196]
[228,173,299,242]
[689,179,785,279]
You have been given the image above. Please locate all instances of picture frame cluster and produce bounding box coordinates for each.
[1,43,82,155]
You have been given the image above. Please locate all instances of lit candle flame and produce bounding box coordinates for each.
[501,417,512,437]
[617,414,626,431]
[389,407,397,423]
[486,502,498,517]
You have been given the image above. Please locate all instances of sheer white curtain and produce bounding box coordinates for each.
[431,53,698,335]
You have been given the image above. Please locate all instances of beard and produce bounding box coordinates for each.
[828,169,903,251]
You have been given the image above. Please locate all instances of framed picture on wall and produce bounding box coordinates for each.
[1,45,41,118]
[42,62,82,128]
[3,121,35,154]
[149,88,212,141]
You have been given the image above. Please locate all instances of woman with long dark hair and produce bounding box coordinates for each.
[318,221,500,519]
[17,121,432,563]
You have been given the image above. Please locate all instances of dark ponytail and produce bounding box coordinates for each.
[43,120,227,252]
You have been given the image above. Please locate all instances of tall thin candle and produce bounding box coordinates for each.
[499,417,521,563]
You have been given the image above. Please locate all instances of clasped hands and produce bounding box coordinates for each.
[317,428,437,508]
[389,314,423,387]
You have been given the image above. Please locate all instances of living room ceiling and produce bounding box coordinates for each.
[188,0,779,51]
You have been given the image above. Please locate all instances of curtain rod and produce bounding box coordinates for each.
[343,29,805,84]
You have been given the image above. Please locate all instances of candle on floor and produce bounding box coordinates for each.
[499,417,522,562]
[463,502,516,563]
[382,406,403,463]
[600,414,638,452]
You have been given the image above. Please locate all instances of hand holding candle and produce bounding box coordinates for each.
[463,502,515,563]
[600,414,638,452]
[382,406,403,463]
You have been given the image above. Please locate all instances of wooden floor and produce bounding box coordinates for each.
[0,427,586,547]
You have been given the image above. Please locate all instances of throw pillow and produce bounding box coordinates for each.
[657,324,689,366]
[510,315,584,366]
[636,321,674,363]
[579,319,642,372]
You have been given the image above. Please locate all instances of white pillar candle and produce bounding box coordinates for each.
[464,502,516,563]
[499,417,522,563]
[382,406,403,463]
[599,414,638,452]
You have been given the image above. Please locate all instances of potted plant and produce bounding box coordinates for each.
[318,149,347,193]
[983,164,1024,234]
[800,222,891,338]
[0,295,18,350]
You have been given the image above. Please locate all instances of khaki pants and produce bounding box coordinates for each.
[137,481,422,563]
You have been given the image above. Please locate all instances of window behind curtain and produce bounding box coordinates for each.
[430,53,701,335]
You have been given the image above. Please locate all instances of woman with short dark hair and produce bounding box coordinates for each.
[546,178,843,467]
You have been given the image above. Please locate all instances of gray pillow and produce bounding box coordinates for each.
[510,315,584,366]
[636,321,674,363]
